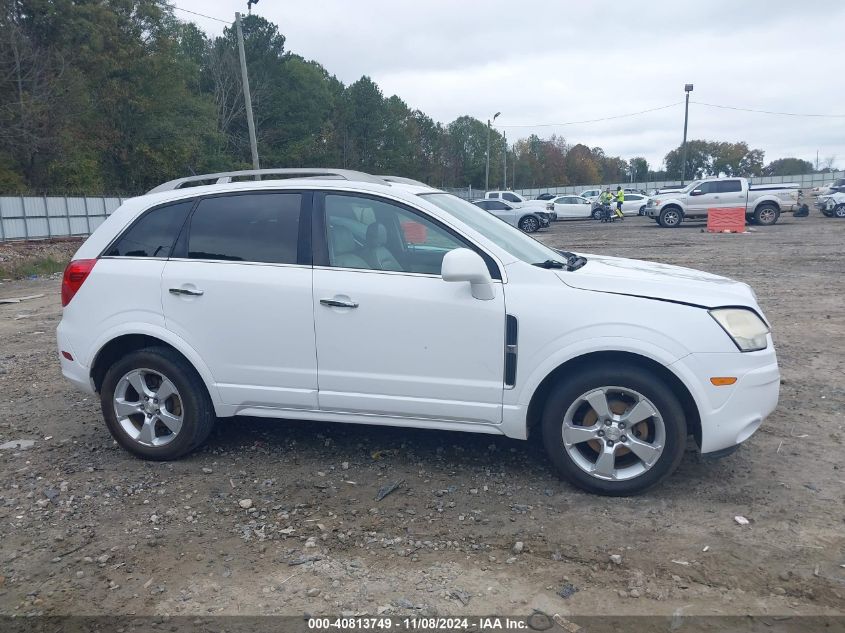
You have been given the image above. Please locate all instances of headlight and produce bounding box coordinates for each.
[709,308,770,352]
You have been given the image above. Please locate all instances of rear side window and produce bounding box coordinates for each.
[503,193,520,203]
[187,193,301,264]
[718,180,742,193]
[105,201,193,258]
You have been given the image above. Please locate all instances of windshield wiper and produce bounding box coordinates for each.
[533,259,567,269]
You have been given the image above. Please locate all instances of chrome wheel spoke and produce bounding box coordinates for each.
[592,444,617,478]
[138,416,156,445]
[622,400,656,426]
[626,435,662,466]
[584,389,611,419]
[114,398,143,418]
[563,423,601,446]
[126,370,154,399]
[155,378,178,403]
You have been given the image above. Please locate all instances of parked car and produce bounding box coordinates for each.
[645,178,800,227]
[811,178,845,196]
[472,199,550,232]
[623,188,647,196]
[547,195,594,219]
[579,188,602,202]
[535,193,556,201]
[484,190,546,207]
[816,191,845,217]
[57,167,780,495]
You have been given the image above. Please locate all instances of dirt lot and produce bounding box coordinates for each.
[0,213,843,621]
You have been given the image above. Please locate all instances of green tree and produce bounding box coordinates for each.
[710,141,764,177]
[630,157,649,181]
[664,140,713,180]
[763,157,814,176]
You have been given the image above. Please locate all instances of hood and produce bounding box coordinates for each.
[555,253,756,309]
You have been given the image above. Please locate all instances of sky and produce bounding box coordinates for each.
[174,0,844,171]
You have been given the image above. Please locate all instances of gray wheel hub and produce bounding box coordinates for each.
[561,386,666,481]
[114,368,184,447]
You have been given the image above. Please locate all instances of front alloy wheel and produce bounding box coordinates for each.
[519,216,540,233]
[542,364,687,495]
[834,204,845,219]
[658,208,682,227]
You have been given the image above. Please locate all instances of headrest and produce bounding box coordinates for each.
[366,222,388,247]
[331,225,357,254]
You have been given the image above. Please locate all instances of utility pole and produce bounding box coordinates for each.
[485,111,500,191]
[680,83,693,185]
[503,132,507,189]
[236,12,260,173]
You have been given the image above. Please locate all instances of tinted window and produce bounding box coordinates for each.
[106,201,193,258]
[489,201,509,210]
[502,193,520,203]
[628,194,643,201]
[486,192,499,199]
[324,194,466,275]
[187,193,301,264]
[718,180,742,193]
[696,182,717,194]
[473,200,491,210]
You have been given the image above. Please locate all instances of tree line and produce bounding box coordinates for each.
[0,1,831,195]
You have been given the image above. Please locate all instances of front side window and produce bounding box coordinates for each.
[695,182,717,195]
[105,200,193,258]
[187,193,301,264]
[324,194,466,275]
[503,193,520,203]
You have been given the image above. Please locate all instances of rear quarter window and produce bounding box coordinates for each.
[105,200,194,258]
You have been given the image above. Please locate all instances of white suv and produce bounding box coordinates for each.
[57,169,780,495]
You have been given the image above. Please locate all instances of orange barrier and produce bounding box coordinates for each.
[707,207,746,233]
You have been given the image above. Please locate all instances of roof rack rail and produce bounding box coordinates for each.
[377,175,434,188]
[147,168,388,194]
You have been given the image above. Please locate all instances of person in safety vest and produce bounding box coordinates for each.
[615,186,625,219]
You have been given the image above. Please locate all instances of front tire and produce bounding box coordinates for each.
[519,215,540,233]
[753,204,779,226]
[658,207,683,228]
[100,347,216,460]
[591,208,602,220]
[834,204,845,219]
[541,364,687,495]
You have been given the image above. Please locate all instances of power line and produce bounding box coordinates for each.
[166,3,230,25]
[691,101,845,118]
[494,102,683,128]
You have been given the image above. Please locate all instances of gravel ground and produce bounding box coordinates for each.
[0,212,843,619]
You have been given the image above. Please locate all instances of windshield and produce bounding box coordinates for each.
[419,192,564,266]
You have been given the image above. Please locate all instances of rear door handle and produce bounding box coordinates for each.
[320,298,358,309]
[169,287,204,296]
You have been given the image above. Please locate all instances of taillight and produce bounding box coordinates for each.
[61,259,97,307]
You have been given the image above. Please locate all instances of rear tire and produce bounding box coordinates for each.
[591,208,602,220]
[541,363,687,495]
[100,347,216,460]
[753,204,779,226]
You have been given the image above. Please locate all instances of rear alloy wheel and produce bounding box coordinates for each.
[834,204,845,219]
[519,215,540,233]
[658,207,683,228]
[639,206,646,215]
[101,347,215,460]
[541,364,687,495]
[754,204,779,226]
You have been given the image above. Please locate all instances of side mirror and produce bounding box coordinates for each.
[690,189,703,196]
[441,248,495,301]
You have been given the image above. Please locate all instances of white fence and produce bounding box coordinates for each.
[0,196,128,242]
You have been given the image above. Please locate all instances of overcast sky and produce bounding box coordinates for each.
[177,0,843,170]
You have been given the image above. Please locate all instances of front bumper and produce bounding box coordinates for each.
[645,206,659,217]
[671,343,780,454]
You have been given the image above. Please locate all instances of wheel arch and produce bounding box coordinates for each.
[524,350,701,448]
[89,330,229,415]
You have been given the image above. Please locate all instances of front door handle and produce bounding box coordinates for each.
[320,298,358,309]
[169,287,204,296]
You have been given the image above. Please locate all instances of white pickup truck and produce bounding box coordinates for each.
[485,190,556,219]
[645,177,800,228]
